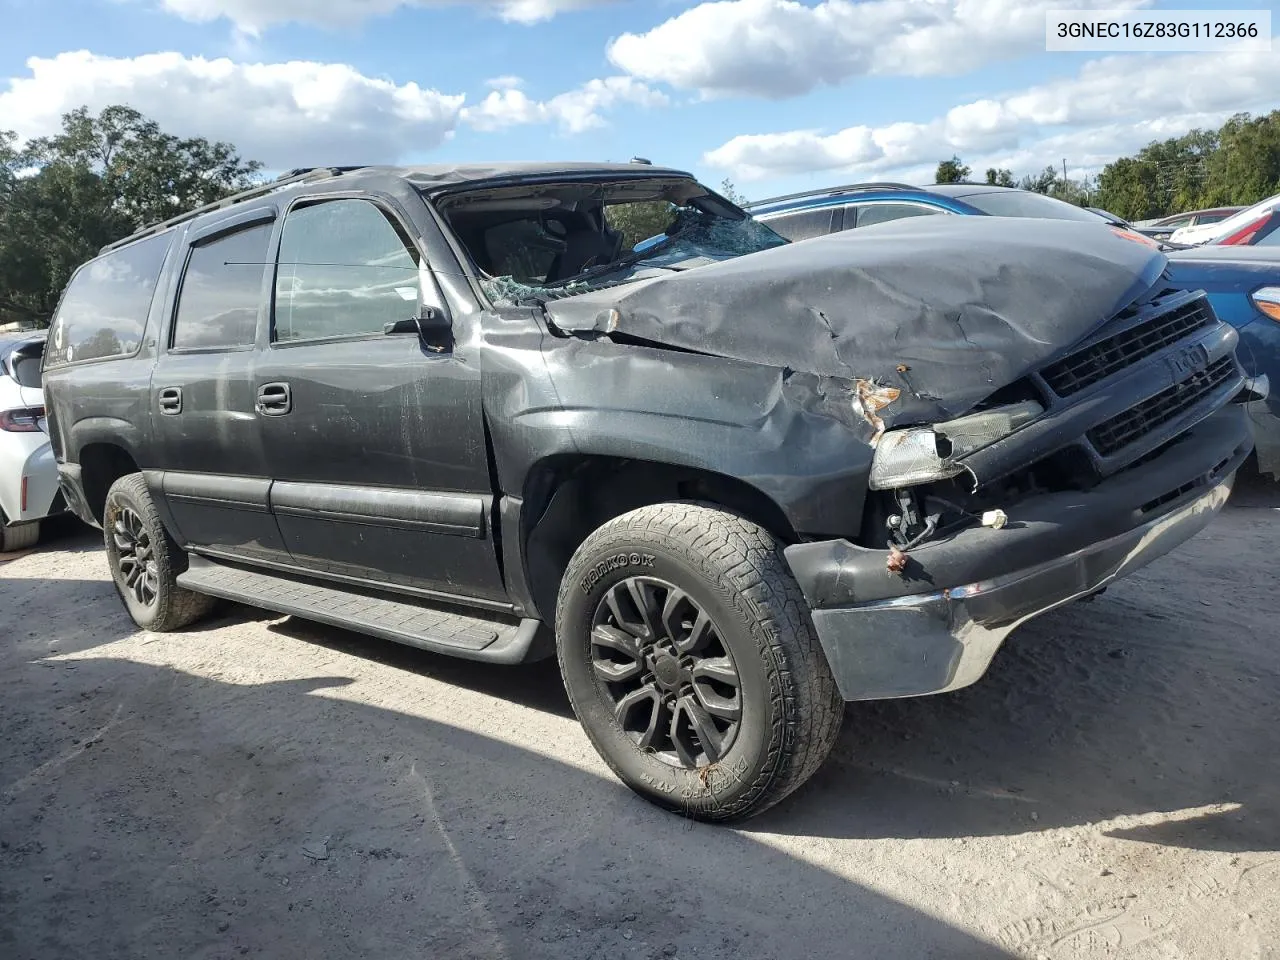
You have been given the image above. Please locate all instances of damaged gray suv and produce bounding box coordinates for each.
[43,162,1259,821]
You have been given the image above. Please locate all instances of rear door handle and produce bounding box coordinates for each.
[158,386,182,416]
[256,382,292,416]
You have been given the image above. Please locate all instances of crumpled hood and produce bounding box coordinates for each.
[545,216,1167,421]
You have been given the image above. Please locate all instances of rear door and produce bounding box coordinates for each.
[149,209,288,561]
[253,193,506,603]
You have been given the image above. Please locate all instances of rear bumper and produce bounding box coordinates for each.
[785,405,1252,701]
[56,462,97,528]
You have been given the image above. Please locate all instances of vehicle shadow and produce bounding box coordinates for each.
[0,646,1012,959]
[35,513,100,552]
[6,474,1275,866]
[266,616,575,720]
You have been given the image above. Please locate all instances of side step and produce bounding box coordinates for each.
[177,555,545,664]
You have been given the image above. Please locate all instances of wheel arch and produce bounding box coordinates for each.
[78,441,143,525]
[520,454,798,623]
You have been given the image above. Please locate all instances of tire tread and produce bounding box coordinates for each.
[105,474,216,631]
[557,501,843,821]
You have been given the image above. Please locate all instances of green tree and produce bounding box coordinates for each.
[718,178,748,205]
[985,167,1015,187]
[0,105,262,326]
[1094,156,1160,222]
[24,105,261,225]
[1200,111,1280,206]
[1018,165,1059,195]
[935,156,971,184]
[604,201,676,249]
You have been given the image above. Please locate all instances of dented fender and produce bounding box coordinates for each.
[479,308,884,539]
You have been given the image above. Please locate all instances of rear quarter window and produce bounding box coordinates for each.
[45,232,173,367]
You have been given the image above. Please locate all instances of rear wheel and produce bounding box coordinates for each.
[556,502,843,822]
[104,474,216,631]
[0,514,39,553]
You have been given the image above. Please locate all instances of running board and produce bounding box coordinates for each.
[177,555,545,664]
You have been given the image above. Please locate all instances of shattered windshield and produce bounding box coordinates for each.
[436,177,786,305]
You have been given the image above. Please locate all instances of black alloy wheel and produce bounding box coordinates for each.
[103,473,217,631]
[557,502,844,821]
[111,505,159,609]
[590,576,742,768]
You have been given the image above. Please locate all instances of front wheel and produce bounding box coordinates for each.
[556,502,843,822]
[103,474,216,631]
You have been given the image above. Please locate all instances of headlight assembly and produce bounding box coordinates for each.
[869,400,1042,491]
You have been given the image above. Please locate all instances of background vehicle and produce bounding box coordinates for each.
[1086,206,1134,227]
[1167,245,1280,478]
[746,182,1158,245]
[1,331,62,552]
[1171,192,1280,246]
[1132,207,1243,241]
[43,164,1254,821]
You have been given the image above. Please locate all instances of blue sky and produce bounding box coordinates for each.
[1,0,1278,201]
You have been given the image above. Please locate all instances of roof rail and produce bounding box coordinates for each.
[748,181,920,208]
[99,166,368,255]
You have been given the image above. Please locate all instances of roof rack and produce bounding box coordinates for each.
[99,166,369,254]
[748,181,920,208]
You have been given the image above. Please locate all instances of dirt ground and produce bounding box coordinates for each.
[2,478,1278,960]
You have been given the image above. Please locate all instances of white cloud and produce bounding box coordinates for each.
[0,51,465,169]
[704,50,1280,181]
[462,76,669,134]
[609,0,1150,98]
[485,75,524,90]
[463,87,548,130]
[157,0,614,31]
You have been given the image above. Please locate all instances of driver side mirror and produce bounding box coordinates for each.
[383,305,450,337]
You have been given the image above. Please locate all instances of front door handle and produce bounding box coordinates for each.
[256,382,292,416]
[158,386,182,416]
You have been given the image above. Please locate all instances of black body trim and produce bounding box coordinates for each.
[270,482,485,537]
[162,472,272,514]
[192,545,514,614]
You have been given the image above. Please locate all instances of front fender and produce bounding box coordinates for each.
[490,335,878,538]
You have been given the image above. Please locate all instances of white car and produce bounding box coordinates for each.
[1170,191,1280,246]
[1,331,63,552]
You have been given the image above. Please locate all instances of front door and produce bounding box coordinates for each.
[150,210,288,561]
[254,195,506,603]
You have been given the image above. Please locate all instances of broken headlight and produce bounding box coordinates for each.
[869,401,1043,491]
[869,428,963,490]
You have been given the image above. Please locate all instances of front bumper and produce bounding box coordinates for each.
[785,405,1252,701]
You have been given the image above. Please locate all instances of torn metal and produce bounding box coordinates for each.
[853,379,901,447]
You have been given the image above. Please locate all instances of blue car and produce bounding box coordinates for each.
[745,181,1131,241]
[1166,246,1280,478]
